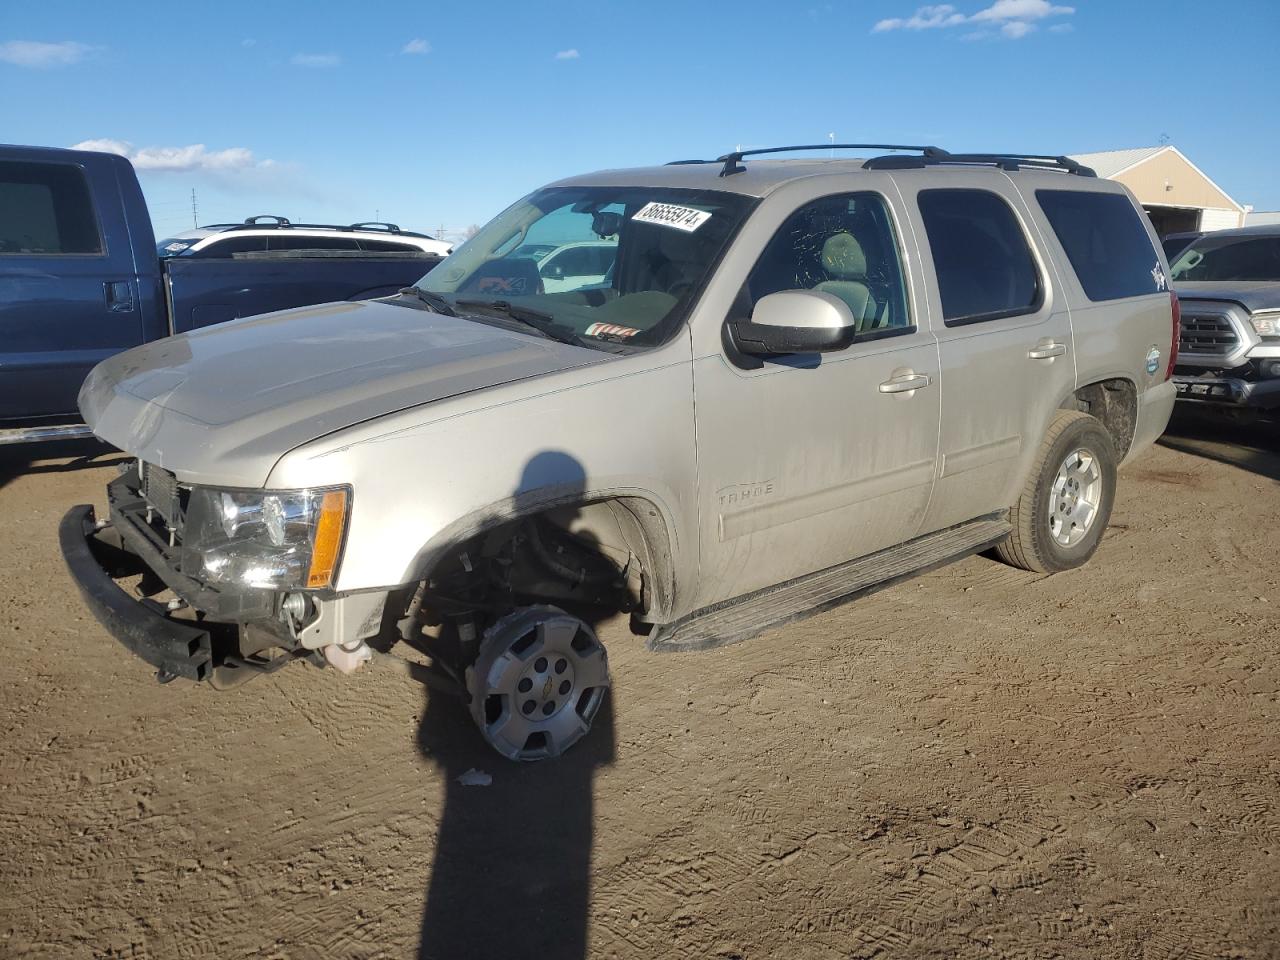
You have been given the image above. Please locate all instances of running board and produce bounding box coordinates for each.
[0,424,95,446]
[648,514,1011,653]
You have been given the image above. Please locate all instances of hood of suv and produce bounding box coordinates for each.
[81,299,607,487]
[1176,281,1280,313]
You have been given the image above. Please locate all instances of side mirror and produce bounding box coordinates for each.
[729,290,858,356]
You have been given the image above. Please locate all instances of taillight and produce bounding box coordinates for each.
[1165,291,1180,380]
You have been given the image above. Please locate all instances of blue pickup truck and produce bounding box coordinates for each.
[0,143,443,443]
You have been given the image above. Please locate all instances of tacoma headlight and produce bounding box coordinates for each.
[181,486,351,590]
[1249,311,1280,338]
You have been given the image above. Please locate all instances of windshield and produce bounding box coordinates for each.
[416,186,754,349]
[1170,233,1280,282]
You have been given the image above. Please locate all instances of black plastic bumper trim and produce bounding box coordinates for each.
[1174,375,1280,409]
[59,504,213,682]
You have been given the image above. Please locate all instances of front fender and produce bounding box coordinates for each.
[263,347,700,617]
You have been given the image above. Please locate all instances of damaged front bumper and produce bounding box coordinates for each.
[60,503,218,682]
[59,468,383,685]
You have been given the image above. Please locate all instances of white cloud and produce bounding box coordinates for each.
[969,0,1074,22]
[873,0,1073,38]
[401,38,431,55]
[1049,22,1074,32]
[241,38,256,48]
[71,139,276,173]
[291,52,341,68]
[874,4,966,31]
[0,40,90,68]
[554,48,580,60]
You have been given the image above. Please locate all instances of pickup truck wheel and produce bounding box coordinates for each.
[465,605,610,762]
[996,410,1117,574]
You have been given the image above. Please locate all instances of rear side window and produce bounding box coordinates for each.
[1037,190,1163,300]
[0,161,102,255]
[918,189,1040,325]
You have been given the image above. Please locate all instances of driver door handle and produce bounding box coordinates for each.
[1028,340,1067,360]
[104,280,135,314]
[878,373,932,394]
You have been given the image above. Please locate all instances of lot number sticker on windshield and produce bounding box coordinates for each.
[632,202,712,233]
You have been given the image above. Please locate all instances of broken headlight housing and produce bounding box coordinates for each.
[181,486,351,590]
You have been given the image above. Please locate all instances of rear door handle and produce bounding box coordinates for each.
[104,280,135,313]
[1028,340,1067,360]
[878,373,932,394]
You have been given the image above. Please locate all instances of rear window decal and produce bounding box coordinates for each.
[632,202,712,233]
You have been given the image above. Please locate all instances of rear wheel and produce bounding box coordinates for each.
[465,605,610,762]
[996,410,1117,574]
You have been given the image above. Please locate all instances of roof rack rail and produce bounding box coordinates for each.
[347,221,402,233]
[863,151,1095,177]
[674,144,945,177]
[215,219,438,240]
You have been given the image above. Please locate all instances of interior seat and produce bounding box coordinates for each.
[814,232,878,331]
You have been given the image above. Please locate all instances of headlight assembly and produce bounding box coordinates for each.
[181,486,351,590]
[1250,311,1280,338]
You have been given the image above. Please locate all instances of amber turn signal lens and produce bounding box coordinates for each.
[306,489,349,588]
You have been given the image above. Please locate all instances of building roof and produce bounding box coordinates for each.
[1068,147,1166,179]
[1069,145,1245,213]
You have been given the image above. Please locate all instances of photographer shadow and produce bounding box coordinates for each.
[415,450,618,960]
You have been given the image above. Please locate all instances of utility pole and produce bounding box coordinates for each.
[191,188,198,228]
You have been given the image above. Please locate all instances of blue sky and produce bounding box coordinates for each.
[2,0,1278,241]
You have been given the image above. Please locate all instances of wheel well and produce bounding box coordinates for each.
[415,495,676,627]
[1066,379,1137,459]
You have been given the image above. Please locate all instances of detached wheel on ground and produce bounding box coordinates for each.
[997,410,1118,574]
[466,605,610,762]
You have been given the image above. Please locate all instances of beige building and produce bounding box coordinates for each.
[1068,146,1246,236]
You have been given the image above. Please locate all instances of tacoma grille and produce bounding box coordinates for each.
[1179,309,1240,359]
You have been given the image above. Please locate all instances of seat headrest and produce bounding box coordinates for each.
[821,232,868,280]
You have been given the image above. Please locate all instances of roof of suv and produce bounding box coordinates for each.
[165,217,443,242]
[554,147,1113,199]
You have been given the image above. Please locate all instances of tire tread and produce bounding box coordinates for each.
[996,410,1110,574]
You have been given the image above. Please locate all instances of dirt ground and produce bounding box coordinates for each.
[1,411,1277,960]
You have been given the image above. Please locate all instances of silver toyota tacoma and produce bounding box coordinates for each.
[62,145,1178,761]
[1167,224,1280,413]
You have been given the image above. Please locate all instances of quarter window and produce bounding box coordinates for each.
[1037,190,1164,300]
[0,161,102,255]
[745,193,911,334]
[269,235,361,252]
[196,236,269,257]
[918,189,1040,324]
[358,239,422,253]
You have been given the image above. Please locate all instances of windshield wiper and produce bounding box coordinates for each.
[454,299,587,348]
[397,286,457,317]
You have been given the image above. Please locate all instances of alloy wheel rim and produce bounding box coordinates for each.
[471,610,609,761]
[1048,447,1102,548]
